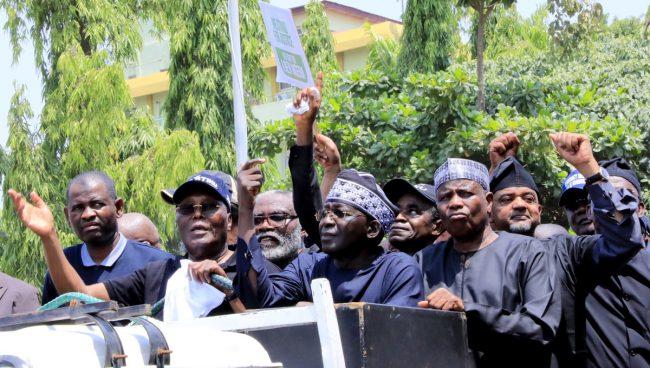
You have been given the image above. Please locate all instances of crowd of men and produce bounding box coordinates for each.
[1,74,648,367]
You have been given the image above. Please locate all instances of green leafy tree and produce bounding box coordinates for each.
[458,0,516,111]
[399,0,455,75]
[0,86,52,284]
[548,0,605,57]
[0,2,205,284]
[0,0,159,87]
[301,0,338,75]
[164,0,269,173]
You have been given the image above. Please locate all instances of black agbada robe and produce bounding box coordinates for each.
[421,231,561,367]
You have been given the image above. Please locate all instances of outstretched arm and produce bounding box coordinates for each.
[8,189,109,300]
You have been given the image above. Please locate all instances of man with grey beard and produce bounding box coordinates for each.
[253,190,308,270]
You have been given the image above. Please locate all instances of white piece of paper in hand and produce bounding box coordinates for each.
[285,87,321,115]
[259,1,314,89]
[163,259,225,322]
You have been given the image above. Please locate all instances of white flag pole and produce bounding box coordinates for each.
[228,0,248,168]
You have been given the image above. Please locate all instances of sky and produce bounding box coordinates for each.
[1,0,648,147]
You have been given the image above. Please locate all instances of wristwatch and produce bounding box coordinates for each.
[585,168,610,186]
[225,290,239,303]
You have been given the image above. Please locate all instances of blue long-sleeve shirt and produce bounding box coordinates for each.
[236,236,424,308]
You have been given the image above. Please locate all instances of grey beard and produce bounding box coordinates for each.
[261,226,303,263]
[509,221,533,235]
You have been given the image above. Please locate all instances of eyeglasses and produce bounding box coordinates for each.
[315,207,363,221]
[176,203,222,217]
[253,213,297,227]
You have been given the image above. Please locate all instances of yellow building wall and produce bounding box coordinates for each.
[293,9,368,32]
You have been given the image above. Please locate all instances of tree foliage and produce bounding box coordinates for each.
[0,0,157,87]
[301,0,338,75]
[0,2,205,285]
[164,0,269,173]
[251,27,649,224]
[398,0,454,75]
[548,0,605,57]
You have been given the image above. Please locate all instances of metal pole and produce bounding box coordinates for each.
[228,0,248,168]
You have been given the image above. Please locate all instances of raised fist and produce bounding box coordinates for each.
[549,132,600,177]
[237,158,265,199]
[488,132,520,172]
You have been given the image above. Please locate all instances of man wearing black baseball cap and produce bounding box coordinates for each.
[9,171,249,318]
[382,179,442,255]
[559,169,595,236]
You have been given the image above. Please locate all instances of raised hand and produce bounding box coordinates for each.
[8,189,56,238]
[314,133,341,171]
[417,288,465,312]
[292,71,324,128]
[549,132,600,178]
[488,132,520,172]
[237,158,265,200]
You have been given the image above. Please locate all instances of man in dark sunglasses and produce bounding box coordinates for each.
[9,170,277,318]
[253,190,307,269]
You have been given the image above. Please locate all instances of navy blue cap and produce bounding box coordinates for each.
[489,156,539,196]
[172,170,231,209]
[383,178,436,206]
[559,169,587,206]
[598,157,641,196]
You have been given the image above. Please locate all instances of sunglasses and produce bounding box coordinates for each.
[253,213,298,227]
[176,202,223,217]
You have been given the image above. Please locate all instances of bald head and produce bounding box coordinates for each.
[67,171,117,203]
[117,212,162,249]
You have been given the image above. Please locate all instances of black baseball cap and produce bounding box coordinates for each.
[170,171,231,210]
[382,178,436,206]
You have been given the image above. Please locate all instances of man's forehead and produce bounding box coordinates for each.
[68,180,110,200]
[438,179,482,192]
[255,192,294,208]
[494,186,538,198]
[397,192,434,208]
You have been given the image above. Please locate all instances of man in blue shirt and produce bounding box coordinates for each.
[232,158,424,308]
[41,171,173,303]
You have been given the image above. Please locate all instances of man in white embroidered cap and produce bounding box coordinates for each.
[418,158,561,368]
[228,160,424,308]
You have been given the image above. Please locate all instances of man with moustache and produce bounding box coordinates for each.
[231,160,424,308]
[559,170,596,236]
[418,157,561,367]
[41,171,173,303]
[9,171,251,318]
[253,190,307,270]
[382,179,443,255]
[485,132,647,367]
